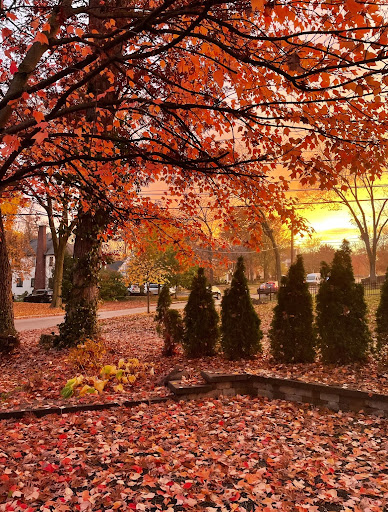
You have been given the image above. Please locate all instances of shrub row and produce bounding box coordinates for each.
[156,257,262,360]
[156,242,388,364]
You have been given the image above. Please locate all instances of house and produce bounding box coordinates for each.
[12,225,58,297]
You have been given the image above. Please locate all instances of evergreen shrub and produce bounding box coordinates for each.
[155,285,172,326]
[220,256,262,359]
[182,268,219,358]
[315,240,371,363]
[269,255,315,363]
[376,268,388,352]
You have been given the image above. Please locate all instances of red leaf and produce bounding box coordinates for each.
[10,61,17,74]
[183,482,192,489]
[33,111,45,123]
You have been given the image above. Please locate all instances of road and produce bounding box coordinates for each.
[14,294,267,332]
[14,301,187,332]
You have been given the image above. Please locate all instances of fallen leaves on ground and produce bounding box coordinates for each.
[1,304,388,414]
[0,397,387,511]
[13,298,159,319]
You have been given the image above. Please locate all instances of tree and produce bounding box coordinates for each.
[98,269,128,301]
[221,256,262,360]
[316,240,371,364]
[376,269,388,352]
[269,255,315,363]
[55,208,107,348]
[300,240,336,275]
[1,0,388,351]
[302,172,388,284]
[125,245,171,314]
[25,178,77,307]
[0,207,19,352]
[183,268,219,358]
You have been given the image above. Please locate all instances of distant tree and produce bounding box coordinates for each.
[221,256,262,360]
[269,255,315,363]
[376,269,388,352]
[126,246,170,314]
[316,240,371,363]
[183,268,219,358]
[98,269,128,301]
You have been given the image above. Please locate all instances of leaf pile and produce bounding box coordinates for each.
[0,396,387,510]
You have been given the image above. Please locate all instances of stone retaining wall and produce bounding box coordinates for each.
[167,371,388,417]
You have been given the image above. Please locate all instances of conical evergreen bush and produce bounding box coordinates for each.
[376,268,388,352]
[316,240,371,363]
[182,268,219,358]
[154,284,171,326]
[269,255,315,363]
[220,256,262,360]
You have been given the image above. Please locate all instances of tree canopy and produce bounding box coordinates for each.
[1,0,388,231]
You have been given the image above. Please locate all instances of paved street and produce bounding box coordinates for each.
[15,301,187,332]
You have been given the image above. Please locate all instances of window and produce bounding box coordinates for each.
[31,278,35,288]
[49,256,54,267]
[16,277,23,288]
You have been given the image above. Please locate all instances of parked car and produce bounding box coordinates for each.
[306,273,321,286]
[144,283,161,295]
[23,289,53,303]
[257,281,278,295]
[128,284,142,295]
[211,286,222,300]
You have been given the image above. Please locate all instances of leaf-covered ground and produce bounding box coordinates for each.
[13,298,158,319]
[1,301,388,413]
[1,397,387,511]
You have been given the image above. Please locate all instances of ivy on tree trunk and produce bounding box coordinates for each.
[55,208,106,348]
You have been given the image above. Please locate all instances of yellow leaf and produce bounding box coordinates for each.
[113,384,124,393]
[92,379,106,393]
[79,385,97,397]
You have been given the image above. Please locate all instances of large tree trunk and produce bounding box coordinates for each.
[0,208,19,353]
[56,209,106,347]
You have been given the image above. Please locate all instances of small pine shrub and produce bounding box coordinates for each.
[376,268,388,352]
[269,255,315,363]
[221,256,262,360]
[155,285,172,326]
[161,309,184,356]
[316,240,371,364]
[182,268,219,358]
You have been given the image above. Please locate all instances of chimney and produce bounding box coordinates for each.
[34,225,47,290]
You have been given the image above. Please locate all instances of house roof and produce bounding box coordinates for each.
[106,260,125,272]
[30,234,73,256]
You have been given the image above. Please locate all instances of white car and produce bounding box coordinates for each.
[128,284,142,295]
[144,283,161,295]
[306,273,321,286]
[212,286,222,300]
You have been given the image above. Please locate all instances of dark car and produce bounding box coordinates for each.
[23,289,53,303]
[257,281,278,295]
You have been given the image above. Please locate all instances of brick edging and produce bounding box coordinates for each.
[0,396,170,420]
[170,371,388,417]
[2,372,388,420]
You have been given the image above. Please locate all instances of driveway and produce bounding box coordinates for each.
[15,302,187,332]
